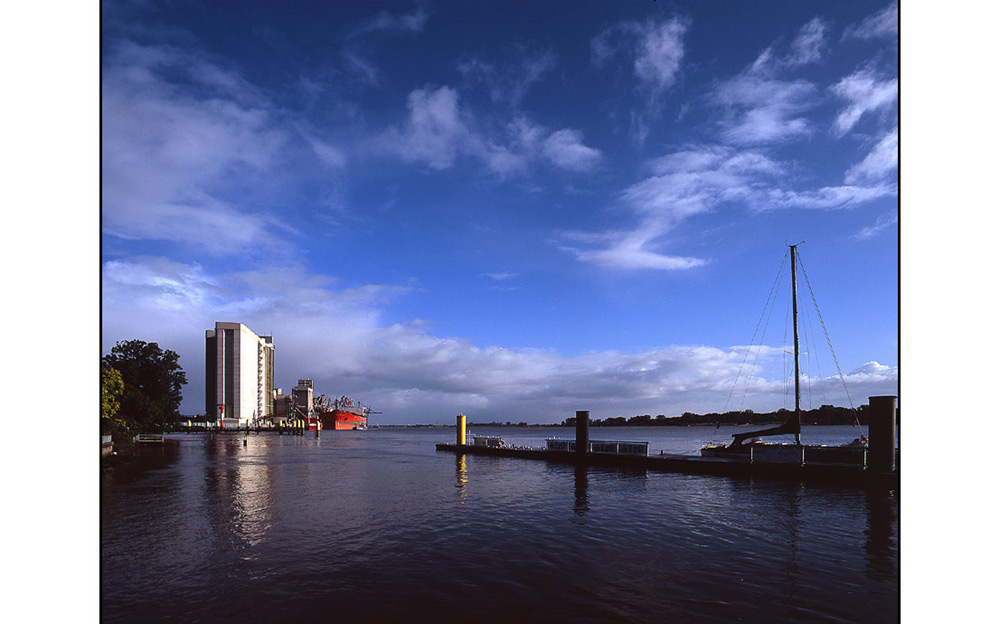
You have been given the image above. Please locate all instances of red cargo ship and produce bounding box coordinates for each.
[317,396,369,431]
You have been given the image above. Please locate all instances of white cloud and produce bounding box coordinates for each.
[831,68,898,136]
[382,86,469,170]
[565,238,707,271]
[559,145,781,270]
[715,75,816,145]
[788,17,828,66]
[713,16,837,146]
[103,256,898,422]
[357,7,429,34]
[845,127,898,184]
[559,138,897,271]
[592,16,688,142]
[306,136,348,169]
[849,361,894,376]
[748,17,828,77]
[102,41,291,252]
[593,17,687,95]
[484,272,517,281]
[633,18,687,95]
[542,129,602,172]
[844,2,898,40]
[380,87,601,175]
[762,183,896,210]
[851,211,898,241]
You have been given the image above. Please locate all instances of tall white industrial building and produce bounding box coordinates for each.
[205,322,275,426]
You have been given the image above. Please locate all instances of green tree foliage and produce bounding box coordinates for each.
[102,340,187,435]
[101,366,125,433]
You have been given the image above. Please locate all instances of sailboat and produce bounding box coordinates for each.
[700,244,867,464]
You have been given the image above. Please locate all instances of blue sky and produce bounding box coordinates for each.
[100,0,899,423]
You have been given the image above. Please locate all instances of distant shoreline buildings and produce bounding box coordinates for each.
[201,321,372,431]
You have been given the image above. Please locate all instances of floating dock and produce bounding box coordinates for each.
[436,400,899,490]
[435,442,898,488]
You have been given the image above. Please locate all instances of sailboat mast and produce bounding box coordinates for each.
[790,244,802,445]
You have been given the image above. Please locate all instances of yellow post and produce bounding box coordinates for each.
[456,413,467,446]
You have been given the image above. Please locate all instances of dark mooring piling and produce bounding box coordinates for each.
[868,395,897,473]
[575,410,589,455]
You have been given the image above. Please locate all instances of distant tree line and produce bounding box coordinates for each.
[560,404,889,427]
[101,339,187,445]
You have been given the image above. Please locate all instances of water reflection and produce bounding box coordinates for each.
[455,453,468,499]
[573,465,589,515]
[779,484,803,622]
[864,490,897,582]
[202,436,276,553]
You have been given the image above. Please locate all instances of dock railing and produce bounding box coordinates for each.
[134,433,165,444]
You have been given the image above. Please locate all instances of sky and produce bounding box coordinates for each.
[100,0,900,424]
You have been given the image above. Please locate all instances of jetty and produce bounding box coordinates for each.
[436,398,899,489]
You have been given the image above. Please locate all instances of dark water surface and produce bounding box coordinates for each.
[101,427,898,623]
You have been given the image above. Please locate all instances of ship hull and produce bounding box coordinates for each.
[320,409,367,431]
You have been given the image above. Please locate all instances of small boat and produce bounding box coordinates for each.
[701,244,867,465]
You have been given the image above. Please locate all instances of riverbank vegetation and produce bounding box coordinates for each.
[101,340,187,447]
[561,404,886,427]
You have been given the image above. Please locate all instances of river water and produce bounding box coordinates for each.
[101,426,897,623]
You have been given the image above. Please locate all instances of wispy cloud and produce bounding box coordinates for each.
[843,2,898,40]
[558,137,896,270]
[593,16,687,96]
[851,211,898,241]
[592,16,688,142]
[788,17,829,66]
[542,129,602,172]
[749,17,829,76]
[558,145,782,270]
[378,86,601,175]
[340,6,431,85]
[484,272,517,281]
[356,6,429,35]
[845,127,898,184]
[101,41,292,253]
[711,17,834,146]
[380,86,470,170]
[761,183,896,210]
[457,43,557,108]
[831,68,898,136]
[714,76,816,145]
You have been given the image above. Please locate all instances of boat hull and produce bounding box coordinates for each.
[320,409,367,431]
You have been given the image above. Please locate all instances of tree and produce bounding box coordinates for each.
[101,366,125,433]
[102,340,187,435]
